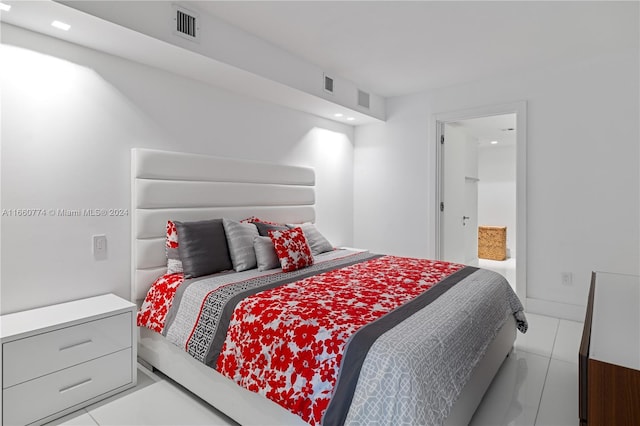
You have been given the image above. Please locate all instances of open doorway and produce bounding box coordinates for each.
[435,102,527,302]
[452,115,517,289]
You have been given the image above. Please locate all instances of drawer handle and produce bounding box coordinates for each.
[59,339,93,351]
[59,378,92,393]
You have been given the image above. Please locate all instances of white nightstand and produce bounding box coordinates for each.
[1,294,137,425]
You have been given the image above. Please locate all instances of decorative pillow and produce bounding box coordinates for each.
[241,216,280,225]
[222,218,259,272]
[268,227,314,272]
[254,221,288,237]
[175,219,232,278]
[253,236,281,271]
[288,222,333,256]
[166,220,183,274]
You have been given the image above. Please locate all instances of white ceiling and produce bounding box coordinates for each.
[453,114,517,148]
[3,1,637,126]
[192,1,639,98]
[1,0,384,124]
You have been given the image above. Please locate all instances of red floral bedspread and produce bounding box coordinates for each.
[215,256,463,425]
[137,273,184,333]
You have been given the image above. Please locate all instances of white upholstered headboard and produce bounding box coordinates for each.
[131,148,316,302]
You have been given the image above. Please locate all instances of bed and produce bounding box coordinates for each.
[132,148,527,426]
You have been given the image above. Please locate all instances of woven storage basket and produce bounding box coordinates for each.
[478,226,507,261]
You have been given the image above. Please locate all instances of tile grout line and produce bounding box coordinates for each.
[86,409,100,426]
[533,320,560,426]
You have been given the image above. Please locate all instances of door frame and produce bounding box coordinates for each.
[433,101,527,305]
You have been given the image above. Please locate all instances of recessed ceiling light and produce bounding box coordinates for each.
[490,140,498,145]
[334,113,344,118]
[51,20,71,31]
[346,117,355,121]
[0,2,11,12]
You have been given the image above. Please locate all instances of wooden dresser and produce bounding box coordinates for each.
[579,272,640,426]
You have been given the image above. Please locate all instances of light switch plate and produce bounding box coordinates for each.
[93,234,107,260]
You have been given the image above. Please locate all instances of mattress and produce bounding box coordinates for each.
[138,249,527,426]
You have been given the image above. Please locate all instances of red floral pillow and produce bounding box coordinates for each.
[166,220,183,274]
[268,227,314,272]
[242,216,281,225]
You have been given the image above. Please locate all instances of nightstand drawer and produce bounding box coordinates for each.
[2,312,132,388]
[3,348,132,426]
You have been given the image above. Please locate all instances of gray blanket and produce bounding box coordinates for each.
[342,268,526,425]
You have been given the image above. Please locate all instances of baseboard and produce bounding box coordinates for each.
[525,297,586,322]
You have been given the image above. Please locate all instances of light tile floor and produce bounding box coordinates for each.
[50,312,582,426]
[469,313,582,426]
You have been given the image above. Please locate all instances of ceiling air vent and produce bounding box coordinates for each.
[357,89,370,109]
[173,5,200,42]
[323,74,334,94]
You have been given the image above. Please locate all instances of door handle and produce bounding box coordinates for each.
[462,216,470,226]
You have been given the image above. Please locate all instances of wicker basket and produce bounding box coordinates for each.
[478,226,507,261]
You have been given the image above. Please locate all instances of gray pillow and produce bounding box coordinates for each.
[289,222,333,256]
[254,221,288,237]
[175,219,232,278]
[223,218,259,272]
[253,236,281,271]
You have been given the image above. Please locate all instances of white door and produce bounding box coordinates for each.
[441,123,478,264]
[464,178,479,265]
[435,102,526,305]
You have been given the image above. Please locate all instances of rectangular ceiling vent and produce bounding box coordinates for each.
[173,4,200,42]
[357,89,370,109]
[323,74,334,94]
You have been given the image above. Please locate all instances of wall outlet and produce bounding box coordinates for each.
[93,234,107,260]
[561,272,573,286]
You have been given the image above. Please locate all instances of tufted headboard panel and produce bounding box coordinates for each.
[131,148,315,301]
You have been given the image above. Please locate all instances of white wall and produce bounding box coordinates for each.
[478,144,516,257]
[354,48,639,318]
[0,24,355,314]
